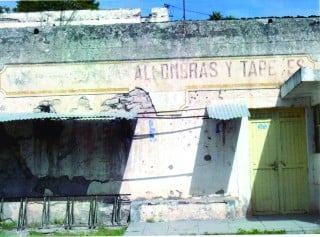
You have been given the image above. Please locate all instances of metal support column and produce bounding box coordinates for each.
[17,198,27,231]
[41,196,50,228]
[64,197,74,229]
[88,196,98,229]
[0,198,4,222]
[111,195,123,225]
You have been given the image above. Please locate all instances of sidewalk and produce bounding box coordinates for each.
[125,215,320,235]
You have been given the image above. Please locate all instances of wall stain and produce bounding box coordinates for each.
[0,119,137,198]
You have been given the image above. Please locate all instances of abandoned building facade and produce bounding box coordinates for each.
[0,8,319,225]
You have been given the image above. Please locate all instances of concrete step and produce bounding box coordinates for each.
[130,196,239,222]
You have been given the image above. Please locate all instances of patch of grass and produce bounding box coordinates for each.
[0,221,16,230]
[203,231,220,235]
[53,227,127,236]
[28,222,41,229]
[29,230,45,236]
[95,227,127,236]
[146,218,155,223]
[53,218,64,225]
[237,228,286,235]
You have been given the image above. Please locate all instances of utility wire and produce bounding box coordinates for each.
[164,3,211,17]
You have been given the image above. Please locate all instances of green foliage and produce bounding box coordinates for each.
[0,221,16,230]
[146,218,155,223]
[145,217,164,223]
[209,11,222,20]
[0,224,126,236]
[208,11,236,20]
[29,230,45,236]
[28,222,41,229]
[203,231,213,235]
[0,6,10,13]
[53,218,64,225]
[53,227,127,236]
[237,228,286,235]
[14,0,99,12]
[225,15,236,20]
[95,227,127,236]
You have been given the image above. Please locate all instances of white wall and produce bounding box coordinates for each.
[120,116,252,214]
[0,8,169,28]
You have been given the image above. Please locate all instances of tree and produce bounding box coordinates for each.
[0,6,10,13]
[209,11,222,20]
[13,0,99,12]
[209,11,236,20]
[225,15,236,20]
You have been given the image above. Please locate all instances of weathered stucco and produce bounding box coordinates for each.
[0,7,169,28]
[0,17,319,64]
[0,13,319,224]
[0,119,136,197]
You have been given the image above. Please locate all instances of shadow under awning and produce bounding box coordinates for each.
[206,101,250,120]
[281,67,320,99]
[0,110,137,122]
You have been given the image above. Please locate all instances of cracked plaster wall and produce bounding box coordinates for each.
[0,88,155,198]
[0,18,319,64]
[0,17,319,216]
[0,119,136,197]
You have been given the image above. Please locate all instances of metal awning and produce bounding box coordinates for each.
[280,67,320,99]
[206,101,250,120]
[0,110,137,122]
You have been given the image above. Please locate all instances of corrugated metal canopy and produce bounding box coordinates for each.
[206,101,250,120]
[0,110,137,122]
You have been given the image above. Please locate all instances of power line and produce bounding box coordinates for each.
[164,3,211,18]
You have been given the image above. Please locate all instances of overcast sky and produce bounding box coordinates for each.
[0,0,319,20]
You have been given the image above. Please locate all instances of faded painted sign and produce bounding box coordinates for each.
[0,55,315,96]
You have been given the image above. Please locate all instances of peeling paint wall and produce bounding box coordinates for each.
[119,116,251,214]
[0,17,319,64]
[0,8,169,28]
[0,88,154,199]
[0,119,136,197]
[0,115,251,218]
[0,15,320,220]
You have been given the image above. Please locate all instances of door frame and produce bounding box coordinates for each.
[249,107,309,215]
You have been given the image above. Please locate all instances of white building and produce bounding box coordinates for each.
[0,9,319,224]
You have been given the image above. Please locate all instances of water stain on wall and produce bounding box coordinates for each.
[0,119,137,198]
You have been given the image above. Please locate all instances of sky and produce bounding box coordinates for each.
[0,0,319,21]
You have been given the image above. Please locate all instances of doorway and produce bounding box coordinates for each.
[249,108,309,215]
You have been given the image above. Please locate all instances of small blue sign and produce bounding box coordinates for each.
[257,123,268,130]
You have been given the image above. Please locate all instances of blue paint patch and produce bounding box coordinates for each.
[257,123,268,130]
[215,122,221,134]
[149,119,156,141]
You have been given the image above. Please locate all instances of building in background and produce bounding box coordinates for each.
[0,8,319,225]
